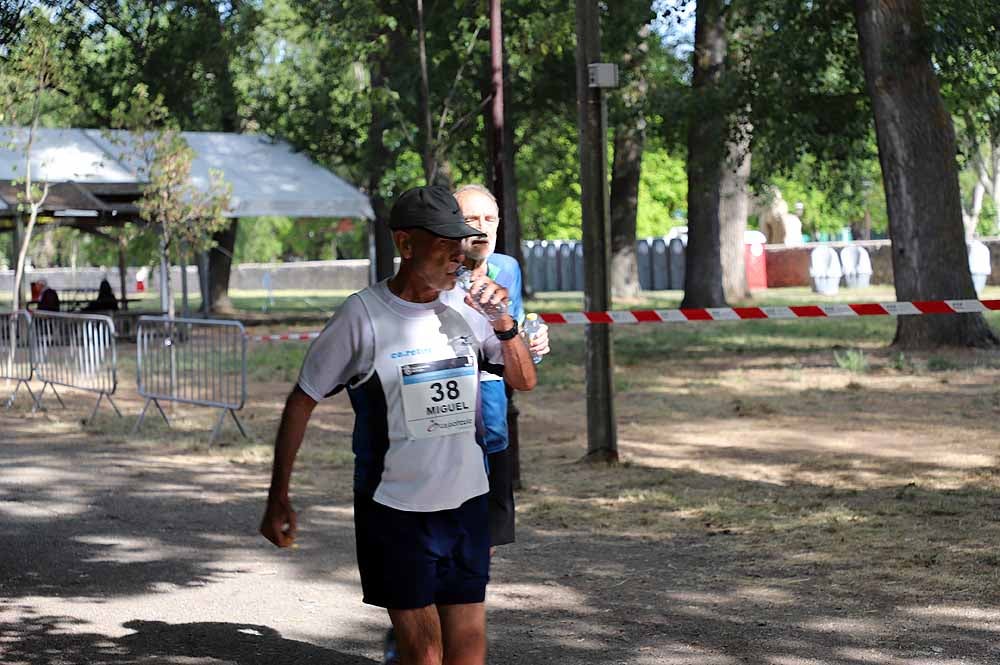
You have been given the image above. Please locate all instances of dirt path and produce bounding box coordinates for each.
[2,342,1000,664]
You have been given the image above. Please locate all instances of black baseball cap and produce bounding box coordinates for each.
[389,185,486,239]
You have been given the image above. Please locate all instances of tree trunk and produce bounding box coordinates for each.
[197,251,210,314]
[988,139,1000,234]
[204,3,241,313]
[488,0,506,232]
[720,135,751,301]
[609,20,650,301]
[367,30,397,282]
[12,208,40,313]
[610,125,644,299]
[486,0,523,268]
[368,180,395,283]
[854,0,997,348]
[499,93,523,269]
[416,0,436,184]
[682,0,727,309]
[208,218,238,313]
[483,50,524,272]
[117,233,129,311]
[11,215,23,308]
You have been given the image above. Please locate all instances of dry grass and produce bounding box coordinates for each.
[510,340,1000,604]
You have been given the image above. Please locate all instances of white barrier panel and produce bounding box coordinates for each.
[30,311,121,423]
[135,316,248,444]
[1,311,37,409]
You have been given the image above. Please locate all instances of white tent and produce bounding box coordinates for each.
[0,127,374,220]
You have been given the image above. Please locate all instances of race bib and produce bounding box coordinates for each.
[398,356,478,440]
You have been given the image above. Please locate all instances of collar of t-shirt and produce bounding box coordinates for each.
[375,279,447,315]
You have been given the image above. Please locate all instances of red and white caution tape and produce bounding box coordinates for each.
[250,331,322,343]
[246,298,1000,341]
[538,298,1000,324]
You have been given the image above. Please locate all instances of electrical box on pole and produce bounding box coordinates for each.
[588,63,619,88]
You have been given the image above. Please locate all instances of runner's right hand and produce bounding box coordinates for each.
[260,497,298,548]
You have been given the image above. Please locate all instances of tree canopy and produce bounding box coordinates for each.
[2,0,997,274]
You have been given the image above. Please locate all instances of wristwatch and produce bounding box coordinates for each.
[494,320,519,341]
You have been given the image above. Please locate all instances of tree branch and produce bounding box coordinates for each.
[436,24,483,140]
[382,80,420,152]
[439,91,494,150]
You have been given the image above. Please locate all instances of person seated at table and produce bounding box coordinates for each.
[79,279,119,313]
[36,280,60,312]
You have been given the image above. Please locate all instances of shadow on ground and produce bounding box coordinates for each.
[0,613,376,664]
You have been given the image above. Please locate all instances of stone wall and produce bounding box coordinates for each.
[0,266,142,294]
[224,259,371,292]
[0,259,374,296]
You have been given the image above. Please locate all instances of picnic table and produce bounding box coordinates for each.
[26,288,141,313]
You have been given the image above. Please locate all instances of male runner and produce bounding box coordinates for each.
[383,184,550,664]
[261,185,537,665]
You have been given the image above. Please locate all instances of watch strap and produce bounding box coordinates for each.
[494,320,519,341]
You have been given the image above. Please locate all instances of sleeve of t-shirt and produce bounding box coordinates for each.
[506,263,525,325]
[493,255,525,325]
[296,293,374,401]
[476,316,504,366]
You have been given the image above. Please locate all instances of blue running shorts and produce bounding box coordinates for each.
[354,492,490,609]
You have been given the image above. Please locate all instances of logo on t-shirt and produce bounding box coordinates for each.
[426,416,474,433]
[391,347,433,360]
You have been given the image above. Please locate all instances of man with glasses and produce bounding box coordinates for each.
[450,184,549,551]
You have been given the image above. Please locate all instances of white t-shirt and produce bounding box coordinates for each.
[298,279,503,512]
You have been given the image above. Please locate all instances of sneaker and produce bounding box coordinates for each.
[383,627,400,665]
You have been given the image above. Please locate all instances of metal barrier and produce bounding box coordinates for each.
[134,316,248,444]
[1,311,38,409]
[30,311,121,423]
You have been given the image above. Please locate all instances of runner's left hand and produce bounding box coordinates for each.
[528,323,550,358]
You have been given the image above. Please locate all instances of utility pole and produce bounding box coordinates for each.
[488,0,522,256]
[488,0,505,226]
[574,0,618,462]
[488,0,524,486]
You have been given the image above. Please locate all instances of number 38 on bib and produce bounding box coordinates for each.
[398,356,478,440]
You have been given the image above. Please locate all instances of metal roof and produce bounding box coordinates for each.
[0,127,374,220]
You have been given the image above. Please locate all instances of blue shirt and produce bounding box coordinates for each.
[481,253,524,454]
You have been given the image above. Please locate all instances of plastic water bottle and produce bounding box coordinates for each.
[523,313,543,364]
[456,266,508,322]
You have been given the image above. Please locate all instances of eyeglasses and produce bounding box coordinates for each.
[464,215,501,229]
